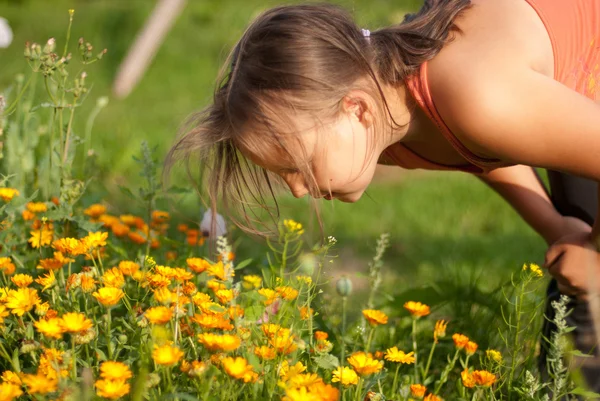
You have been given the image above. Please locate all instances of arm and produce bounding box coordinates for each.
[432,67,600,247]
[476,165,567,245]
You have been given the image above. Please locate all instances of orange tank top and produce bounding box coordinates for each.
[384,0,600,174]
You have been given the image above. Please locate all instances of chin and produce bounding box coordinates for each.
[337,192,362,203]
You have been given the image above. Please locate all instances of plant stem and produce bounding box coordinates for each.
[106,308,112,360]
[423,340,437,380]
[391,363,401,396]
[365,327,375,353]
[71,337,77,380]
[435,348,460,394]
[412,318,419,382]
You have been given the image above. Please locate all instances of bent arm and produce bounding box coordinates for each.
[476,165,565,245]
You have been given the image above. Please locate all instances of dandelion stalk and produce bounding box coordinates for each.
[391,363,401,396]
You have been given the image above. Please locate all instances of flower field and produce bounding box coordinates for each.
[0,9,598,401]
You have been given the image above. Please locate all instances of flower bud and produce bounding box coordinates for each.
[43,38,56,54]
[336,276,353,297]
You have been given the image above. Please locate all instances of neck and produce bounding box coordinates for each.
[378,82,419,149]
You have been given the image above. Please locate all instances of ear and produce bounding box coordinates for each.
[342,91,374,128]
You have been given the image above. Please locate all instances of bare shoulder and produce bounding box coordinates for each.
[424,0,556,158]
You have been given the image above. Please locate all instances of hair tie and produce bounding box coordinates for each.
[361,28,371,39]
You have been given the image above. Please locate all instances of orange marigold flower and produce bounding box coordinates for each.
[0,381,22,399]
[152,343,184,366]
[269,330,297,354]
[60,312,93,333]
[299,306,314,320]
[434,320,448,343]
[347,351,384,376]
[35,317,65,339]
[177,223,188,232]
[36,257,64,271]
[452,333,470,349]
[82,231,108,250]
[11,274,33,288]
[410,384,427,398]
[461,369,475,388]
[145,306,173,324]
[242,275,262,289]
[314,331,328,341]
[207,279,226,292]
[465,341,478,356]
[0,257,16,275]
[362,309,388,326]
[6,288,40,316]
[424,395,443,401]
[52,237,87,256]
[172,267,193,282]
[151,210,170,223]
[26,202,47,213]
[472,370,496,387]
[182,281,197,295]
[128,231,146,244]
[404,301,431,318]
[384,347,415,364]
[147,273,171,289]
[206,261,233,281]
[28,225,53,248]
[154,288,174,304]
[1,370,21,385]
[254,346,277,360]
[84,204,107,218]
[99,361,133,381]
[21,373,57,394]
[221,356,257,383]
[92,287,124,307]
[95,379,130,399]
[198,333,241,352]
[215,289,235,304]
[111,222,130,237]
[120,215,145,228]
[165,251,177,261]
[192,313,234,330]
[80,274,97,293]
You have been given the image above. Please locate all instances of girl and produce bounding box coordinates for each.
[165,0,600,390]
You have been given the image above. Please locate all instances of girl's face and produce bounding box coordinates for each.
[240,97,381,203]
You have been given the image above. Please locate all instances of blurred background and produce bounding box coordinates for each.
[0,0,547,337]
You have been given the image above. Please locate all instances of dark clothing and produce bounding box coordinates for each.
[539,170,600,393]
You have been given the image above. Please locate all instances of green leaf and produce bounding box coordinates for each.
[234,258,253,270]
[313,354,339,370]
[244,305,264,321]
[118,185,137,200]
[570,387,600,398]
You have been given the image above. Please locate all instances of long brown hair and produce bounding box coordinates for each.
[164,0,472,236]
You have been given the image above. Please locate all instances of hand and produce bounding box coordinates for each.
[544,229,600,300]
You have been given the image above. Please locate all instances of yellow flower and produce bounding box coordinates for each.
[472,370,496,386]
[424,395,443,401]
[154,288,174,304]
[299,306,314,320]
[1,370,21,385]
[258,288,279,305]
[523,263,543,277]
[95,379,130,399]
[60,312,93,333]
[28,226,53,248]
[384,347,415,364]
[347,351,384,376]
[242,275,262,289]
[315,331,328,341]
[269,329,297,354]
[461,369,475,388]
[452,333,469,349]
[221,357,258,383]
[0,257,16,275]
[34,270,56,292]
[404,301,430,318]
[102,267,125,288]
[147,273,171,288]
[21,373,58,394]
[35,318,65,339]
[331,366,359,386]
[276,286,299,301]
[434,320,448,343]
[6,288,40,316]
[0,381,23,400]
[279,360,306,382]
[0,188,19,202]
[52,237,88,256]
[215,289,235,304]
[486,349,502,363]
[198,333,241,352]
[11,274,33,288]
[99,361,133,381]
[283,219,304,234]
[152,344,184,366]
[295,275,312,285]
[362,309,388,326]
[145,306,173,324]
[410,384,427,398]
[93,287,124,307]
[465,341,478,356]
[206,261,234,281]
[82,231,108,250]
[117,261,140,276]
[172,267,193,282]
[254,346,277,360]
